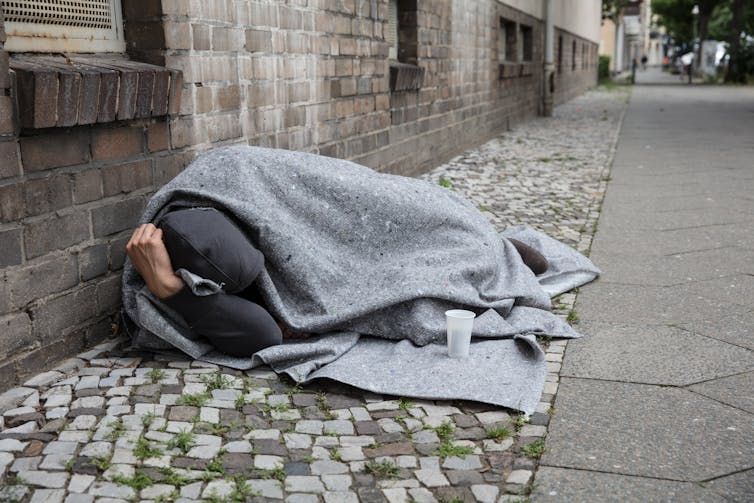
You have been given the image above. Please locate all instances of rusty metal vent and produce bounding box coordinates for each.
[1,0,125,52]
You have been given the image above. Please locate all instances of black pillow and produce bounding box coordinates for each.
[158,208,264,294]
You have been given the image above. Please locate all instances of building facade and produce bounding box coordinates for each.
[0,0,600,387]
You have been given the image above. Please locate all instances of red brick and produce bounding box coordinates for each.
[102,159,152,196]
[19,129,90,172]
[0,140,19,179]
[148,122,169,152]
[92,127,144,161]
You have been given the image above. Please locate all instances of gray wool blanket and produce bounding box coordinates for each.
[122,146,599,414]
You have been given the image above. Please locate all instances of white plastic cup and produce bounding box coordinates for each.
[445,309,476,358]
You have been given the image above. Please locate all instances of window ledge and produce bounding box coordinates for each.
[498,62,534,80]
[389,61,424,92]
[9,55,182,129]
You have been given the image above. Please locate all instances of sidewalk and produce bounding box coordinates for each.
[532,83,754,501]
[0,88,628,503]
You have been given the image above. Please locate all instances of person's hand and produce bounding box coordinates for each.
[126,224,184,298]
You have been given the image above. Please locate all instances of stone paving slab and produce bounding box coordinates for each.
[687,371,754,414]
[561,322,754,386]
[542,377,754,481]
[530,466,724,503]
[0,87,629,502]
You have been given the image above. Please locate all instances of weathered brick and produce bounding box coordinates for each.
[22,174,72,218]
[79,243,108,281]
[93,126,144,161]
[96,274,122,315]
[91,197,144,237]
[72,169,103,204]
[123,0,163,19]
[108,235,130,271]
[168,69,183,115]
[287,82,309,103]
[148,121,169,152]
[11,60,58,129]
[19,130,89,172]
[0,227,23,266]
[192,24,211,50]
[0,182,23,222]
[0,52,9,89]
[23,212,90,259]
[0,361,17,391]
[102,159,152,196]
[16,332,87,383]
[153,152,191,185]
[6,253,79,309]
[0,95,14,135]
[0,141,18,179]
[31,285,98,343]
[245,29,272,53]
[164,21,192,50]
[170,118,195,149]
[85,317,114,346]
[216,85,241,111]
[0,312,35,361]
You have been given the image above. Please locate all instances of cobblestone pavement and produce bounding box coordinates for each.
[0,87,628,503]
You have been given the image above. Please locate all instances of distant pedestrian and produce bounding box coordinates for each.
[641,54,648,70]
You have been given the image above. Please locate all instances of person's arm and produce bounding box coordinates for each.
[126,223,185,298]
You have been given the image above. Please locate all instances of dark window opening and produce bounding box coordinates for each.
[519,24,533,62]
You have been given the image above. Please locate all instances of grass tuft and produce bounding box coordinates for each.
[363,459,400,479]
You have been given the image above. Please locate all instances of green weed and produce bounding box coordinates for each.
[363,459,399,479]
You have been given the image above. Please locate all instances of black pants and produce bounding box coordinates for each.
[158,208,282,357]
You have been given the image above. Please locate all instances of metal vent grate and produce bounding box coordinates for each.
[2,0,114,29]
[1,0,124,52]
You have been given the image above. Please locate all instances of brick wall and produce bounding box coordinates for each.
[0,0,596,389]
[553,28,599,106]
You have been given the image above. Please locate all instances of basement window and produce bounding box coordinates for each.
[499,18,517,62]
[1,0,125,53]
[519,24,533,62]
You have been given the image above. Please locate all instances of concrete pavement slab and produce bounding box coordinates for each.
[561,323,754,385]
[687,372,754,414]
[704,468,754,502]
[575,282,731,325]
[541,378,754,481]
[532,466,725,503]
[590,221,754,257]
[588,247,754,286]
[676,302,754,350]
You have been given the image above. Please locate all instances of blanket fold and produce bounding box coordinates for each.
[123,146,599,414]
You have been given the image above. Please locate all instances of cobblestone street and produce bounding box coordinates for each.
[0,87,628,503]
